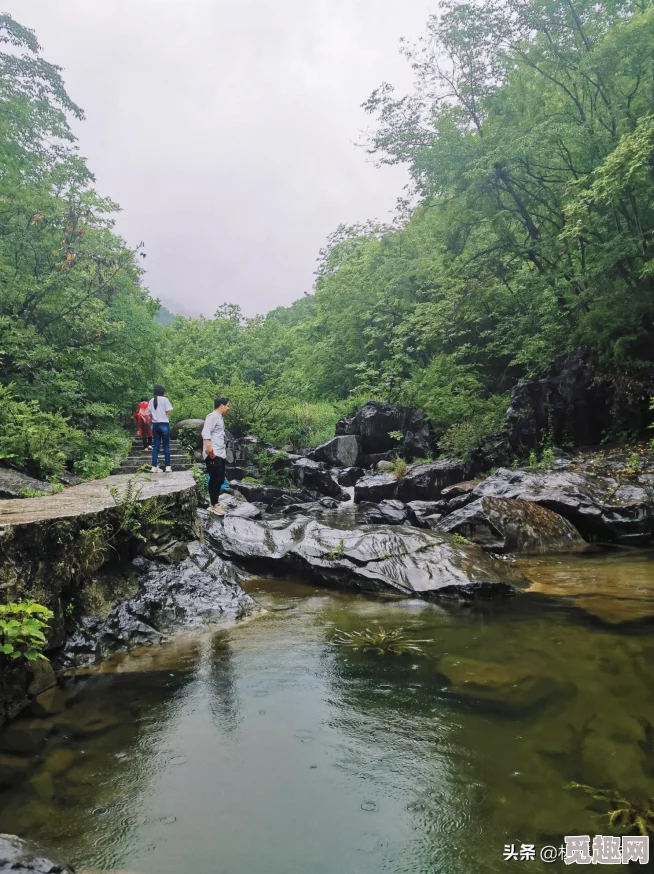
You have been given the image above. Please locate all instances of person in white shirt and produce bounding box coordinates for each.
[202,396,230,515]
[148,384,173,473]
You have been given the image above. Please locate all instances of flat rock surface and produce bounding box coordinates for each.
[0,472,195,527]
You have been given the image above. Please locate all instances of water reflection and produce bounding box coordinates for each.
[0,556,653,873]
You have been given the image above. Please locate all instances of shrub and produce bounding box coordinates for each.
[0,385,83,477]
[0,601,53,662]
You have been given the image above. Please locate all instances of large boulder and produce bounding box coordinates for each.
[306,435,360,468]
[335,467,364,487]
[502,352,651,454]
[435,497,587,553]
[203,513,520,599]
[0,468,55,500]
[470,468,654,542]
[354,473,399,503]
[230,480,315,506]
[60,545,256,667]
[335,400,432,460]
[398,461,466,502]
[291,458,344,498]
[357,500,419,527]
[170,418,204,445]
[0,834,74,873]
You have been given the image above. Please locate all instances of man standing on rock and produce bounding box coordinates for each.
[202,396,230,516]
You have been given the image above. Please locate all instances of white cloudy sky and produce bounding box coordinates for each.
[6,0,434,316]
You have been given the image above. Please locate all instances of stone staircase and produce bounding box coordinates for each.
[112,438,194,475]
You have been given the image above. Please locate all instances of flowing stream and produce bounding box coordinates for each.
[1,550,654,873]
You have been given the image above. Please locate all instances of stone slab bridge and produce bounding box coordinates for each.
[0,471,195,527]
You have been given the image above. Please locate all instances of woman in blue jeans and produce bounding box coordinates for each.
[148,384,173,472]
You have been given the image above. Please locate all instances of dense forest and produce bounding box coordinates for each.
[1,0,653,479]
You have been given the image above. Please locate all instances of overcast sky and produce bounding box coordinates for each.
[7,0,433,317]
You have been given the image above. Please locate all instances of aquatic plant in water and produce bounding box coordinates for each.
[565,782,654,835]
[332,627,432,655]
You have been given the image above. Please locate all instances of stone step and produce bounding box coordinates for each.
[127,452,188,460]
[117,460,194,469]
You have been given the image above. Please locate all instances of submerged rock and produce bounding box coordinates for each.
[435,497,587,554]
[437,656,567,715]
[60,543,256,667]
[204,513,519,599]
[0,833,74,873]
[306,435,360,468]
[470,468,654,542]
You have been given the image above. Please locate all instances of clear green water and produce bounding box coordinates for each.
[2,553,654,874]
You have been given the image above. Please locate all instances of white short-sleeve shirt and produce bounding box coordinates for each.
[148,396,173,423]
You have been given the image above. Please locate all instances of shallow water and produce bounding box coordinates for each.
[2,552,654,873]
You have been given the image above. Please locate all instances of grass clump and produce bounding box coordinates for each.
[565,782,654,836]
[332,626,432,655]
[393,458,408,480]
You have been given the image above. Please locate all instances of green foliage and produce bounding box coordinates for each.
[393,458,408,480]
[178,427,199,458]
[191,463,209,500]
[109,473,173,543]
[72,525,109,578]
[0,601,53,662]
[453,534,469,545]
[541,448,555,470]
[628,452,641,474]
[323,538,347,561]
[565,782,654,836]
[0,15,159,480]
[332,627,433,655]
[251,448,293,487]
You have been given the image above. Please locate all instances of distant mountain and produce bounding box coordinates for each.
[154,304,176,327]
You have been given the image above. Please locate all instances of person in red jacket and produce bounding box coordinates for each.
[134,397,153,450]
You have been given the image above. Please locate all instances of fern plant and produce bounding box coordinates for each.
[0,602,53,662]
[109,474,173,543]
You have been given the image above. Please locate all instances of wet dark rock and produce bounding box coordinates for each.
[26,661,56,698]
[217,494,262,519]
[280,498,341,516]
[444,492,478,513]
[230,480,315,506]
[306,435,360,468]
[0,833,74,873]
[360,452,394,469]
[335,467,364,487]
[435,497,587,554]
[335,400,432,461]
[398,461,466,502]
[204,514,520,599]
[470,468,654,542]
[0,468,55,499]
[291,458,344,498]
[357,500,419,527]
[441,481,478,499]
[353,473,398,504]
[424,514,444,529]
[407,501,448,524]
[60,544,257,667]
